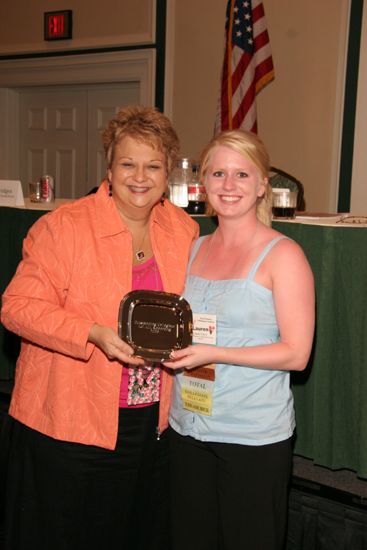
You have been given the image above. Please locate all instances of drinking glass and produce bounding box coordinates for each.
[28,181,42,202]
[272,190,297,219]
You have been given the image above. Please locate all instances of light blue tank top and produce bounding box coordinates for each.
[169,235,295,445]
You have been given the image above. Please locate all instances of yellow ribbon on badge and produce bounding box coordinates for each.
[181,364,215,416]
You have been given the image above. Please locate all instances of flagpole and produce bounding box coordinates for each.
[227,0,235,130]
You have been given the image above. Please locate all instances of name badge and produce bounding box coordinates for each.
[181,313,217,415]
[192,313,217,345]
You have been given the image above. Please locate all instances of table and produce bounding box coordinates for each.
[276,219,367,479]
[1,208,367,478]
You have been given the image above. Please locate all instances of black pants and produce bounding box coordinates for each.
[4,404,170,550]
[169,428,292,550]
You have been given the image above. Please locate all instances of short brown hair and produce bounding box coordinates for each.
[101,105,180,174]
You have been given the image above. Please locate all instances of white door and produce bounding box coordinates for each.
[19,82,140,198]
[87,84,140,191]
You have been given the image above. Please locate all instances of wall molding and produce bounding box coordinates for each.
[0,49,155,97]
[0,49,156,179]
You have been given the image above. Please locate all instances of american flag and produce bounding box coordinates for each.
[215,0,274,134]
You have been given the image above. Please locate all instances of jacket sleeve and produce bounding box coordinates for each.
[1,211,95,360]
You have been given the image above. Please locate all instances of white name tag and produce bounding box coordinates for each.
[192,313,217,345]
[0,180,25,207]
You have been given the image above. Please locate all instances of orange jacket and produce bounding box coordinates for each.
[1,182,198,449]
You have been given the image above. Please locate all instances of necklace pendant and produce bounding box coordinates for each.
[136,250,145,262]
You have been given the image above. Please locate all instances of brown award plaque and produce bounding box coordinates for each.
[118,290,193,362]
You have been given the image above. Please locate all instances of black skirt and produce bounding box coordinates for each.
[3,404,170,550]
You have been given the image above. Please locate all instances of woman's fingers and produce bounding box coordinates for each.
[88,324,144,364]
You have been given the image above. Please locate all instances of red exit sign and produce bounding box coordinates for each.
[44,10,73,41]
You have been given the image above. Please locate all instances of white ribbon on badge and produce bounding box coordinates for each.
[192,313,217,345]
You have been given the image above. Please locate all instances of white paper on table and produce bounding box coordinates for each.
[0,180,25,207]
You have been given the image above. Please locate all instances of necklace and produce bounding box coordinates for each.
[134,225,149,262]
[133,256,160,290]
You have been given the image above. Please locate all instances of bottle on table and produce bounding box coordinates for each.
[168,158,191,208]
[185,163,206,215]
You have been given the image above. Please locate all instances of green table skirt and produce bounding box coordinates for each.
[1,209,367,477]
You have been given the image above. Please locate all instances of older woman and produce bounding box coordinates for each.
[1,105,198,550]
[165,130,315,550]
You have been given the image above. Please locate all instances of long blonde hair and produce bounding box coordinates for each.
[199,129,272,226]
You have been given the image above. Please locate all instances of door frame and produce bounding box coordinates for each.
[0,49,155,179]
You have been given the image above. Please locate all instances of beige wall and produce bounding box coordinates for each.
[0,0,154,53]
[257,1,349,212]
[0,0,357,212]
[170,0,350,212]
[169,0,225,163]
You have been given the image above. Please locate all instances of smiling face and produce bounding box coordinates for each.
[204,145,266,220]
[108,136,167,220]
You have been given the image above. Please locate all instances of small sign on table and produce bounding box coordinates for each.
[0,180,25,207]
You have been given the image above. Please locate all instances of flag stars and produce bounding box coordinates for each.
[231,0,257,49]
